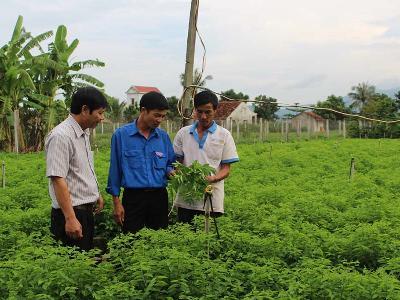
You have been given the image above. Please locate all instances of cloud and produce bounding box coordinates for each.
[286,74,327,89]
[1,0,400,103]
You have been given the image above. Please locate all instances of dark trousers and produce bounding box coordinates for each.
[50,204,94,251]
[177,207,222,224]
[122,188,168,234]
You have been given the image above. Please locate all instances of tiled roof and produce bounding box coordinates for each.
[215,101,241,120]
[129,86,161,94]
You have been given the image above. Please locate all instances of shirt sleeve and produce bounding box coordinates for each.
[173,129,184,158]
[165,133,176,174]
[45,133,71,178]
[106,131,122,197]
[221,131,239,164]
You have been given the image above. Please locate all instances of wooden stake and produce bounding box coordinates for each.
[1,161,5,188]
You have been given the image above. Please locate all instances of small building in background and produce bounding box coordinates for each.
[126,85,161,106]
[214,100,258,125]
[291,111,326,132]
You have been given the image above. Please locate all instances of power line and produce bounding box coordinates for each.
[178,85,400,124]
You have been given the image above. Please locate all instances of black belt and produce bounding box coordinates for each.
[74,202,95,211]
[125,188,165,193]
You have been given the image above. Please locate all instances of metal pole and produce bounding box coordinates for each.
[181,0,199,127]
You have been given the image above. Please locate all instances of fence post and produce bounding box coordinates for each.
[281,119,284,141]
[13,110,19,153]
[326,119,330,138]
[266,120,269,140]
[101,122,104,134]
[1,161,5,188]
[296,120,300,138]
[307,119,311,139]
[236,121,240,141]
[167,120,171,134]
[343,119,346,138]
[338,120,342,135]
[285,118,289,142]
[259,118,263,141]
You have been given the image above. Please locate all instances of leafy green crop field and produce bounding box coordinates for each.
[1,139,400,299]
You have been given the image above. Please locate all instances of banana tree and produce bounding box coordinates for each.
[0,15,53,152]
[30,25,105,135]
[24,24,105,149]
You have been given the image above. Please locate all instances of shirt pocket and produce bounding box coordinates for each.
[153,153,167,169]
[124,150,143,169]
[207,142,224,162]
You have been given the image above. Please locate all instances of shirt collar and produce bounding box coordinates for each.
[129,119,160,137]
[189,120,217,134]
[67,114,89,138]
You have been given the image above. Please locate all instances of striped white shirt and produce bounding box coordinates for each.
[45,115,99,208]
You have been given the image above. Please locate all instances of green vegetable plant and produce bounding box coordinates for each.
[169,161,215,203]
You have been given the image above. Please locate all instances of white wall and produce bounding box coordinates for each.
[228,102,257,124]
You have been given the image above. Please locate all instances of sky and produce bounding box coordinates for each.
[1,0,400,104]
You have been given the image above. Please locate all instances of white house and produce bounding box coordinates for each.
[126,85,161,106]
[291,111,326,132]
[214,101,257,125]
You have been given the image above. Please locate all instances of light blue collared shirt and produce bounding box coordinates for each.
[188,120,218,149]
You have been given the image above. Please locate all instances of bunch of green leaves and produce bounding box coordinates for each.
[169,161,215,203]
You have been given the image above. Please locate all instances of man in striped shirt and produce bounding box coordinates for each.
[45,87,108,251]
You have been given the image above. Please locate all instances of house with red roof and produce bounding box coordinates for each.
[291,111,326,132]
[126,85,161,106]
[214,100,257,125]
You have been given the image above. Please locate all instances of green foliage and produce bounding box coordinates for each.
[314,94,350,120]
[348,82,376,113]
[169,161,215,203]
[254,95,279,120]
[123,104,139,123]
[166,96,179,121]
[220,89,249,100]
[0,16,105,151]
[2,139,400,298]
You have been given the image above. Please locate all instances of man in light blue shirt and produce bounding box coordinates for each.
[106,92,175,233]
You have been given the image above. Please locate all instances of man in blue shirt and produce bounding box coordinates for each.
[106,92,175,233]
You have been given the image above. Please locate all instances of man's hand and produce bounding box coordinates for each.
[206,175,217,183]
[113,198,125,226]
[94,195,104,214]
[168,170,176,178]
[65,217,83,240]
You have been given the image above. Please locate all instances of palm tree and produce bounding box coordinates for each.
[107,96,126,130]
[348,82,376,113]
[180,68,213,88]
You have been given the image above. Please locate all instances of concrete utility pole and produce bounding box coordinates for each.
[181,0,199,127]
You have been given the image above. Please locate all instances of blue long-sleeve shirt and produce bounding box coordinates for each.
[106,121,176,196]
